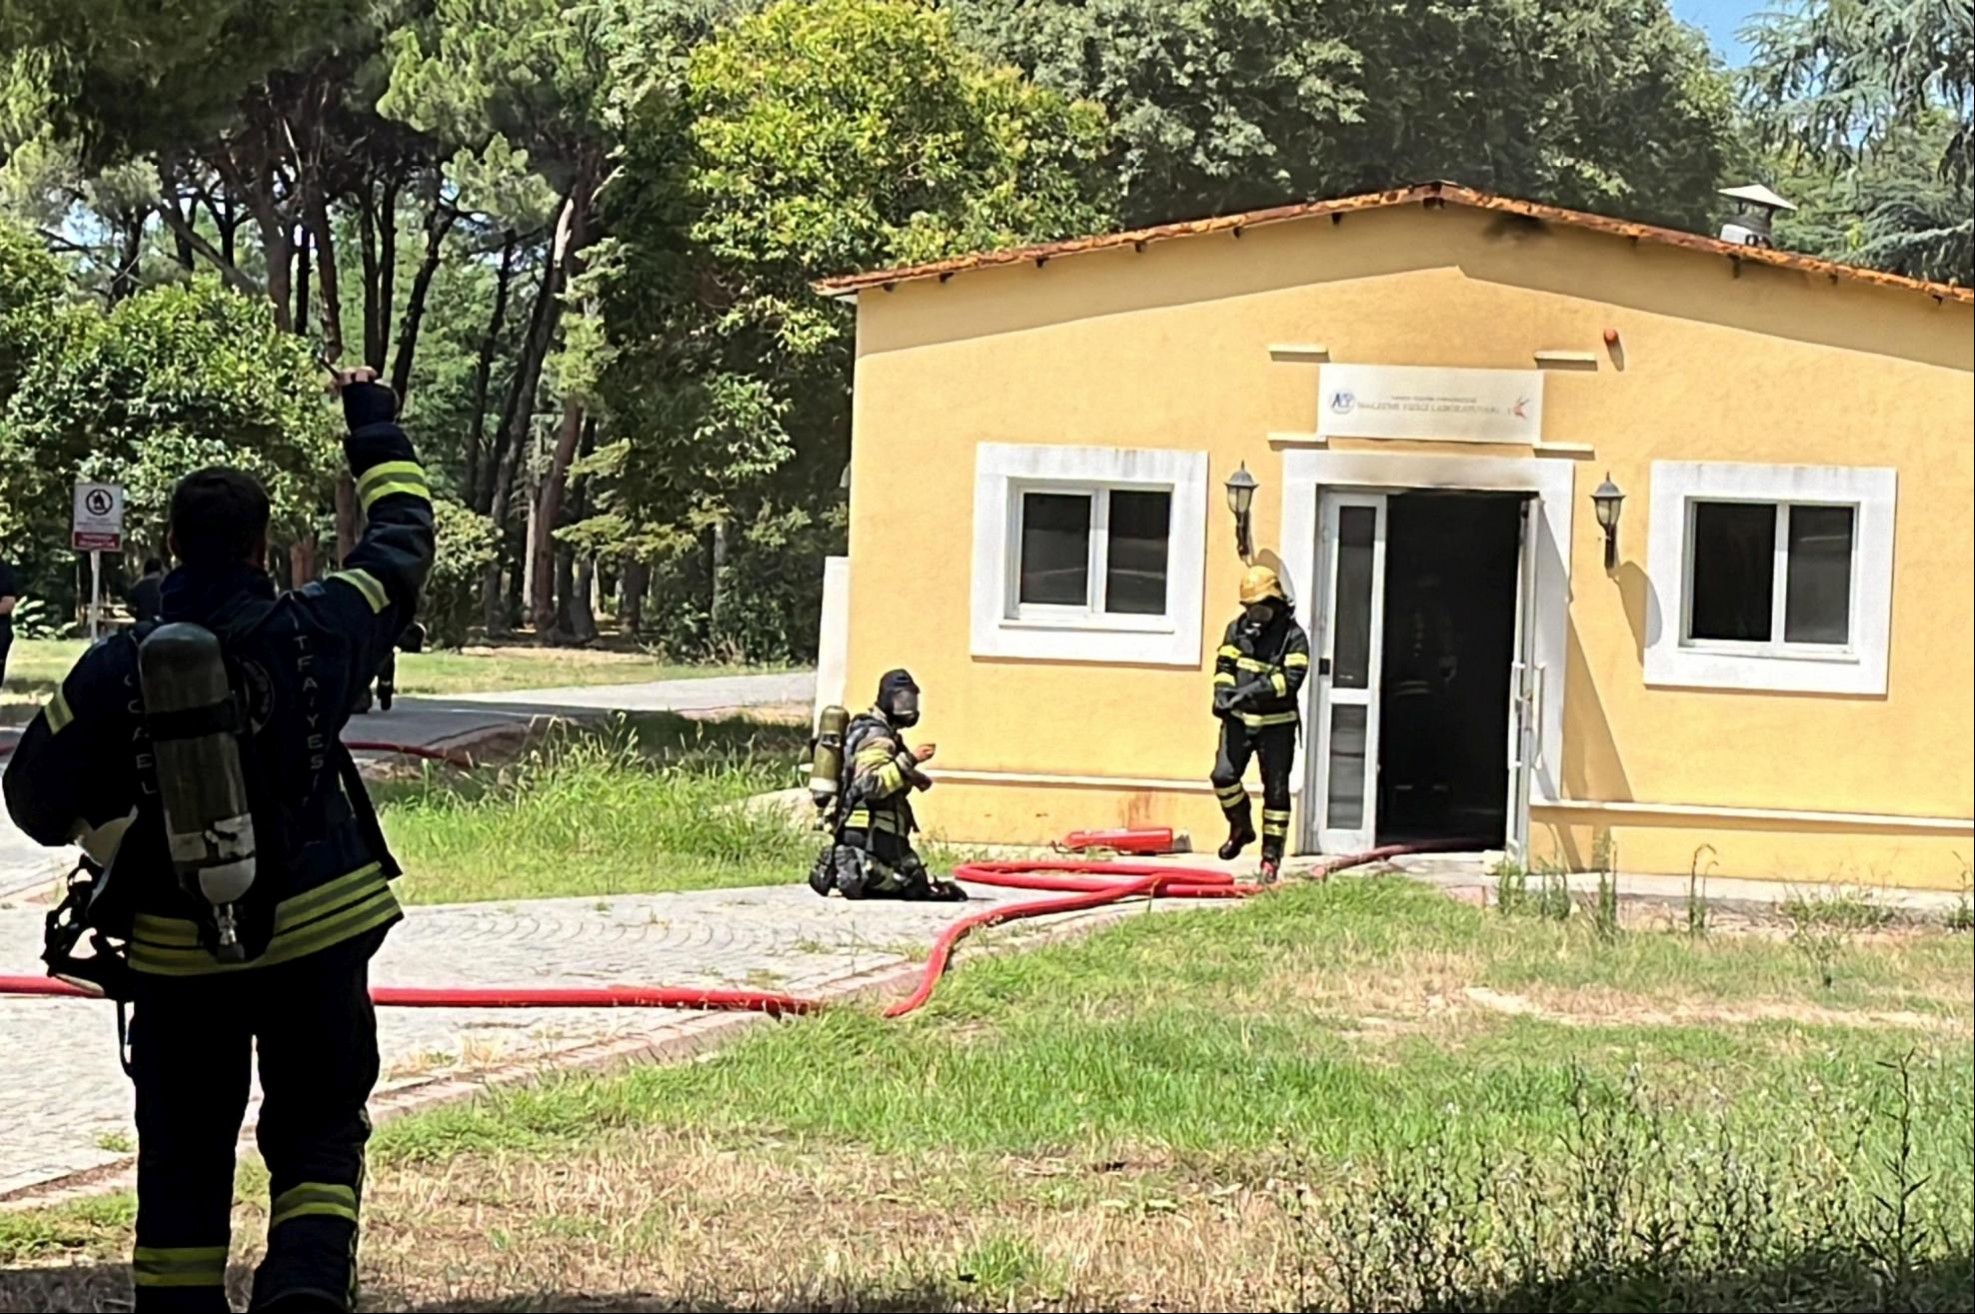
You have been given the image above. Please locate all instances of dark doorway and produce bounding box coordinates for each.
[1377,491,1525,847]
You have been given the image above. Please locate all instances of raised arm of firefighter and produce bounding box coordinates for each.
[308,368,436,682]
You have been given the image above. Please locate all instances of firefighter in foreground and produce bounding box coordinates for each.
[3,367,433,1313]
[1210,566,1311,881]
[808,669,965,900]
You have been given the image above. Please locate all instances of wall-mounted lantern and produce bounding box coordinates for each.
[1225,463,1259,561]
[1592,472,1625,571]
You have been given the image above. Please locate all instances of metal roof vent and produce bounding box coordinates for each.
[1717,182,1797,248]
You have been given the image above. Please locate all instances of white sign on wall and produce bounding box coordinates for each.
[1316,365,1544,444]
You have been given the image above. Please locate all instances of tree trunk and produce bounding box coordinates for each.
[553,543,576,636]
[709,518,729,645]
[619,555,648,636]
[156,191,256,294]
[359,186,381,368]
[237,150,294,334]
[378,178,399,368]
[520,454,541,630]
[293,225,311,332]
[289,537,317,587]
[464,232,518,512]
[569,553,597,643]
[389,205,457,402]
[480,201,574,632]
[304,186,359,562]
[526,179,595,635]
[108,208,145,303]
[530,401,586,633]
[167,195,197,270]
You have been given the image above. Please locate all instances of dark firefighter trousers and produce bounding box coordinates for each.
[1211,720,1297,863]
[128,930,385,1313]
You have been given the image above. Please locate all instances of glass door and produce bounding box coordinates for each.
[1310,491,1388,854]
[1504,495,1541,863]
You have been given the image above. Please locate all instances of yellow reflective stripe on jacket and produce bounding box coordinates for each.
[271,1181,359,1229]
[356,460,430,512]
[1238,710,1300,728]
[130,865,400,976]
[44,687,75,734]
[326,568,388,614]
[133,1245,228,1288]
[1213,672,1237,687]
[1217,644,1241,661]
[1270,673,1288,696]
[843,808,903,835]
[1284,652,1310,668]
[1235,657,1273,673]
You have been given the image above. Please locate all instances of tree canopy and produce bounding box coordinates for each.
[4,0,1946,654]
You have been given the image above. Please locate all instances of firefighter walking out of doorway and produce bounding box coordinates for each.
[3,367,433,1314]
[1210,566,1310,881]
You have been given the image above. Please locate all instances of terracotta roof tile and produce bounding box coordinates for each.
[811,181,1973,306]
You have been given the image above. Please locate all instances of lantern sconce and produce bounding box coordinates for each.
[1591,472,1625,571]
[1225,463,1259,561]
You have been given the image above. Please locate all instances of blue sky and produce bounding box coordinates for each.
[1672,0,1769,67]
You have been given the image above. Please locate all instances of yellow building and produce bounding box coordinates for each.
[814,183,1975,890]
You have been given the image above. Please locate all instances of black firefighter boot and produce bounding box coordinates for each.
[1218,819,1256,862]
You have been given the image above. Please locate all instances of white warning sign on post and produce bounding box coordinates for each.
[72,481,126,552]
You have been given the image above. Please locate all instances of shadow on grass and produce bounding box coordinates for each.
[5,1255,1971,1313]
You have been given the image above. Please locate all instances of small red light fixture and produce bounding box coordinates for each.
[1603,327,1620,346]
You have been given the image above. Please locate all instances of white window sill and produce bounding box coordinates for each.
[1004,610,1177,636]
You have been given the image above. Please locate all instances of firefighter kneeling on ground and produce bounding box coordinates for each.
[1210,566,1311,883]
[808,669,965,901]
[4,367,434,1314]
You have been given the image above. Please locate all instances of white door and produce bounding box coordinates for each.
[1504,495,1542,863]
[1309,491,1388,854]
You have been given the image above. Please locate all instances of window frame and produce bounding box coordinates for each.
[971,443,1208,666]
[1681,497,1860,659]
[1645,461,1896,696]
[1008,483,1173,629]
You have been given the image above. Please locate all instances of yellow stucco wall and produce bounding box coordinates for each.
[841,203,1975,887]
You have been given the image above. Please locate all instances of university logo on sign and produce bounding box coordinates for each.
[72,481,126,553]
[1316,365,1544,444]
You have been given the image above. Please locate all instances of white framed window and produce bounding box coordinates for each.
[972,444,1207,665]
[1646,462,1896,695]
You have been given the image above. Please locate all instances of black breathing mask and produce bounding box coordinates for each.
[878,669,921,728]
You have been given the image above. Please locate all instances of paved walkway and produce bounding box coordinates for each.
[0,879,1069,1201]
[0,672,815,899]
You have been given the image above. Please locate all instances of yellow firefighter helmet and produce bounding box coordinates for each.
[1239,565,1286,605]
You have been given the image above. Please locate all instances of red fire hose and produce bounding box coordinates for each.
[0,845,1442,1019]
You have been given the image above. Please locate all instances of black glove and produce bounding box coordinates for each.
[1213,685,1236,716]
[340,379,399,430]
[1229,678,1271,711]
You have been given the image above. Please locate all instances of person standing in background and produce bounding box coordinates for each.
[131,557,166,624]
[0,556,21,687]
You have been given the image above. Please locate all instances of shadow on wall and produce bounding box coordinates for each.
[1553,627,1633,869]
[1617,560,1658,666]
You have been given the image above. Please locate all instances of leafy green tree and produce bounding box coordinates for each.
[952,0,1734,230]
[582,0,1108,657]
[0,278,338,573]
[1744,0,1972,285]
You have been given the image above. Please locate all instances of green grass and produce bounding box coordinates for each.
[2,878,1970,1311]
[373,879,1974,1168]
[376,713,817,904]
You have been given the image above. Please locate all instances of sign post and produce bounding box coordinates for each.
[71,482,126,641]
